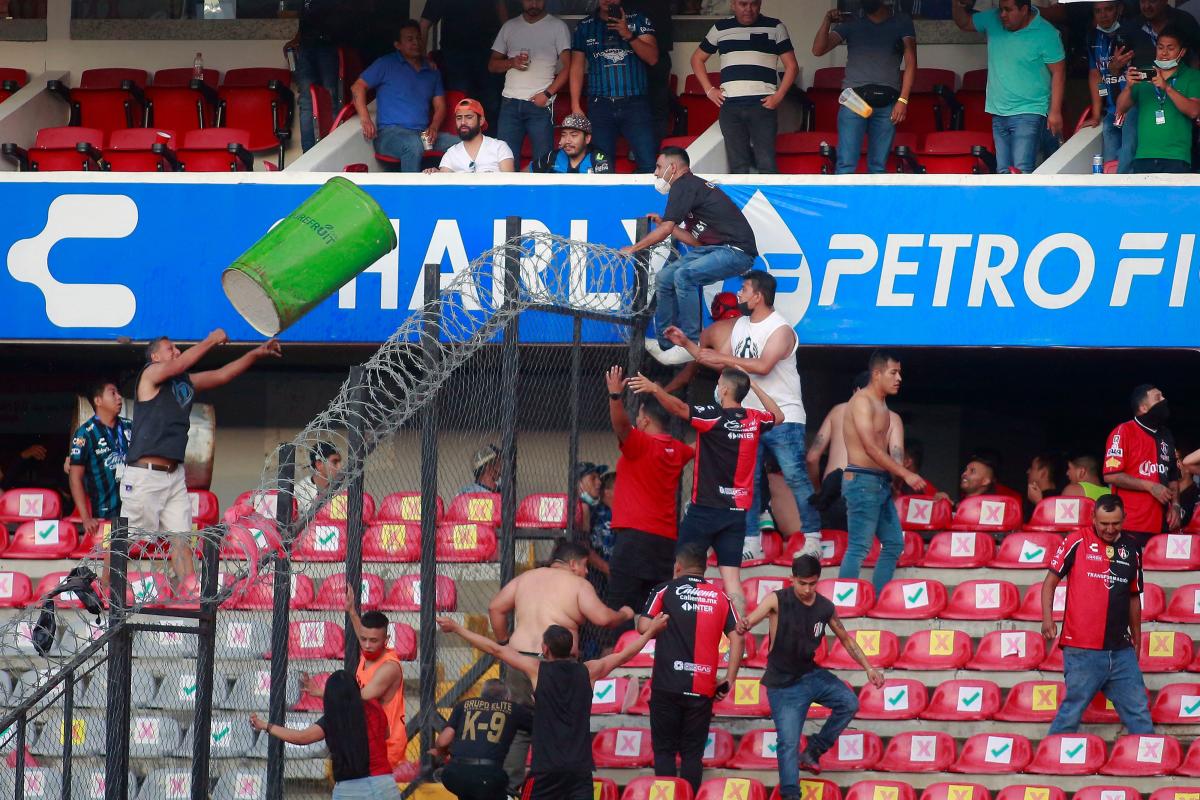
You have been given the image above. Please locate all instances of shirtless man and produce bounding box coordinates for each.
[488,539,635,795]
[838,351,926,594]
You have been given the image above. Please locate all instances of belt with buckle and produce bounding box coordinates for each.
[128,461,176,473]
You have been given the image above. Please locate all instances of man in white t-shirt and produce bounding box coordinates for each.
[427,97,516,173]
[489,0,571,168]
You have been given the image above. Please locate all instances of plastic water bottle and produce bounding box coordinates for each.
[193,52,204,81]
[1092,154,1103,174]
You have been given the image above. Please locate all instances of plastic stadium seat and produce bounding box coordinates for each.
[6,520,78,559]
[377,492,444,523]
[102,127,178,171]
[818,730,882,771]
[1025,496,1094,532]
[225,489,296,523]
[0,488,61,521]
[861,530,925,568]
[697,778,766,800]
[126,571,173,607]
[445,492,503,526]
[778,530,847,567]
[823,629,897,669]
[992,533,1063,570]
[34,571,86,609]
[950,733,1033,773]
[47,72,145,135]
[868,579,947,619]
[621,777,695,800]
[895,629,972,670]
[1014,581,1067,621]
[1151,683,1200,724]
[389,622,418,660]
[364,522,420,561]
[775,131,836,175]
[222,517,283,560]
[129,714,185,758]
[1143,534,1200,570]
[942,579,1019,620]
[859,681,921,719]
[677,93,720,136]
[292,522,347,562]
[1150,789,1200,800]
[187,489,220,527]
[0,67,27,103]
[996,681,1065,722]
[744,531,783,567]
[626,679,652,715]
[593,727,653,768]
[1141,581,1165,621]
[215,71,293,166]
[897,495,953,531]
[744,634,770,669]
[1100,734,1182,776]
[3,767,63,799]
[713,677,771,718]
[436,523,497,561]
[383,573,457,611]
[878,731,957,772]
[921,784,990,800]
[994,788,1063,800]
[1072,789,1140,800]
[843,782,914,800]
[922,531,996,568]
[702,728,735,768]
[1184,511,1200,534]
[173,127,254,171]
[1082,690,1138,724]
[1040,639,1065,672]
[516,493,583,529]
[769,781,841,800]
[156,670,218,710]
[313,572,386,609]
[32,711,106,756]
[284,620,345,659]
[817,578,875,617]
[1139,630,1193,672]
[920,679,1001,721]
[1175,740,1200,776]
[590,676,635,716]
[616,629,657,667]
[730,729,797,770]
[1160,584,1200,623]
[144,67,220,135]
[0,571,31,607]
[896,131,996,175]
[313,491,376,523]
[951,495,1022,532]
[717,632,755,669]
[743,576,789,615]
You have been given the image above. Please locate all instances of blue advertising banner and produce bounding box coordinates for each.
[2,174,1198,347]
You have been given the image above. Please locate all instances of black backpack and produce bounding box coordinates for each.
[31,566,103,657]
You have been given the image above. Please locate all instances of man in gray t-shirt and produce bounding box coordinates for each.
[812,2,917,174]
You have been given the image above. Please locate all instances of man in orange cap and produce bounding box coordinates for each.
[427,97,517,173]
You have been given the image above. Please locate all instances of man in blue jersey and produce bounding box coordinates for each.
[529,113,612,173]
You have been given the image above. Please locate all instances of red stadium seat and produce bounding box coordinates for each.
[627,679,651,715]
[6,520,78,559]
[818,730,882,771]
[35,571,87,608]
[994,788,1063,800]
[1183,511,1200,534]
[894,629,972,670]
[216,69,293,166]
[48,71,145,135]
[878,731,956,772]
[769,781,842,800]
[955,90,990,132]
[920,679,1001,721]
[862,530,924,568]
[967,629,1045,671]
[102,127,177,171]
[895,91,952,136]
[621,777,694,800]
[961,69,986,91]
[816,579,875,617]
[173,127,254,171]
[730,729,799,770]
[703,728,735,768]
[1151,683,1200,724]
[921,531,996,568]
[1027,734,1107,775]
[292,522,347,562]
[1025,496,1094,532]
[69,521,106,559]
[1040,639,1065,672]
[991,533,1063,570]
[950,733,1033,773]
[388,622,417,660]
[1178,740,1200,776]
[226,573,314,610]
[223,517,283,560]
[1073,789,1140,800]
[312,572,386,610]
[616,629,657,668]
[364,523,420,561]
[811,67,844,89]
[1140,630,1193,672]
[1100,734,1182,776]
[1141,581,1165,620]
[744,532,783,567]
[942,579,1019,620]
[310,83,336,142]
[1160,584,1200,623]
[683,72,722,95]
[822,629,898,669]
[377,493,443,524]
[312,491,376,523]
[125,571,173,607]
[445,492,502,525]
[435,524,498,561]
[743,577,789,615]
[1150,788,1200,800]
[677,93,719,136]
[951,495,1022,532]
[895,131,996,175]
[713,677,770,718]
[995,681,1065,722]
[591,676,636,715]
[775,132,835,175]
[515,493,582,529]
[857,679,928,720]
[697,778,765,800]
[1082,690,1136,724]
[188,489,220,528]
[225,489,295,523]
[1013,581,1067,621]
[716,631,754,669]
[867,579,947,619]
[0,488,62,522]
[382,574,457,611]
[844,782,915,800]
[921,784,990,800]
[779,530,847,567]
[592,727,653,768]
[1143,534,1200,570]
[0,570,32,608]
[0,67,28,103]
[897,495,952,531]
[283,621,345,659]
[144,71,218,136]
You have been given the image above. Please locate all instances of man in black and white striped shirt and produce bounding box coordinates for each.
[690,0,798,174]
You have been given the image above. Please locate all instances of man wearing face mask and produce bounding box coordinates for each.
[1116,27,1200,173]
[621,146,758,366]
[1103,383,1182,549]
[1084,0,1140,172]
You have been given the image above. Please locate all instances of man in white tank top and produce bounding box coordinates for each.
[663,270,821,561]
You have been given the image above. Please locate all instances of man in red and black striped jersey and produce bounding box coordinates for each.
[1043,493,1154,735]
[1103,383,1181,548]
[629,366,781,616]
[638,543,741,792]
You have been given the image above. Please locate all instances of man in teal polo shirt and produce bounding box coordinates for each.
[953,0,1065,173]
[1117,27,1200,173]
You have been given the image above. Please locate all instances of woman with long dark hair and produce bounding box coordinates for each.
[250,669,400,799]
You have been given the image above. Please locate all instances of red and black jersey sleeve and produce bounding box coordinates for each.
[1049,531,1082,579]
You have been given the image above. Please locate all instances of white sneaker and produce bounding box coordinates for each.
[656,345,695,365]
[644,337,664,359]
[798,534,823,560]
[742,536,765,562]
[758,511,775,532]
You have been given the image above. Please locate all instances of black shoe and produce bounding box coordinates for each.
[798,749,822,774]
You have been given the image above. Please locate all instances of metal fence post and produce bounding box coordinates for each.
[625,216,653,418]
[62,670,75,800]
[14,713,25,800]
[105,518,133,800]
[344,367,367,672]
[566,313,583,541]
[190,530,221,800]
[498,215,522,589]
[418,262,442,774]
[266,445,296,800]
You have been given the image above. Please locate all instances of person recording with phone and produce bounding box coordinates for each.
[1117,26,1200,173]
[1084,0,1140,172]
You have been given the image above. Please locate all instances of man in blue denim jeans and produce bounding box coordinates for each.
[622,146,757,366]
[288,0,352,153]
[737,555,883,798]
[839,351,927,595]
[1043,493,1155,735]
[953,0,1065,173]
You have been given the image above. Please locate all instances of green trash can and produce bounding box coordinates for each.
[222,176,397,336]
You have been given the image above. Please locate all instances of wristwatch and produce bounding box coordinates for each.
[542,89,553,101]
[609,392,622,400]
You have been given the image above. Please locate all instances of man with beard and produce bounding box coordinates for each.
[1103,383,1181,548]
[428,97,516,173]
[528,113,612,173]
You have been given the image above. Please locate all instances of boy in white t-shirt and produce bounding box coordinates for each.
[427,97,517,173]
[489,0,571,168]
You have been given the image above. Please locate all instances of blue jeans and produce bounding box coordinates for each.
[992,113,1045,174]
[1049,646,1154,734]
[498,97,553,167]
[767,670,858,797]
[294,42,340,152]
[836,103,896,174]
[331,775,402,800]
[746,422,821,539]
[1102,104,1138,173]
[374,127,459,172]
[654,245,755,344]
[588,95,659,173]
[839,468,903,594]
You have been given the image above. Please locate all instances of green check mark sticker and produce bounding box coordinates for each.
[1185,698,1200,715]
[1065,743,1084,759]
[990,742,1011,758]
[886,689,907,707]
[595,684,613,700]
[835,588,854,602]
[182,684,197,697]
[768,742,778,753]
[318,529,338,546]
[36,524,54,540]
[1023,547,1046,561]
[213,726,230,743]
[906,586,925,604]
[962,691,981,707]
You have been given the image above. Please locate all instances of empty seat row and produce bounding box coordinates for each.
[218,518,497,563]
[1,126,259,172]
[0,487,219,527]
[775,131,997,175]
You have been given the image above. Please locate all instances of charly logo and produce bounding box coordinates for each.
[7,194,138,328]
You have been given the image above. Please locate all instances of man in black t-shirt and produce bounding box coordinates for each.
[420,0,508,124]
[621,146,758,366]
[737,556,882,800]
[432,679,532,799]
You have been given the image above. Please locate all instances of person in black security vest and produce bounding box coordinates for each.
[431,679,533,800]
[122,331,280,581]
[528,113,612,173]
[438,612,668,800]
[737,555,883,800]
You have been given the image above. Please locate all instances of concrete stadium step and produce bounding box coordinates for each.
[40,754,330,784]
[735,563,1200,590]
